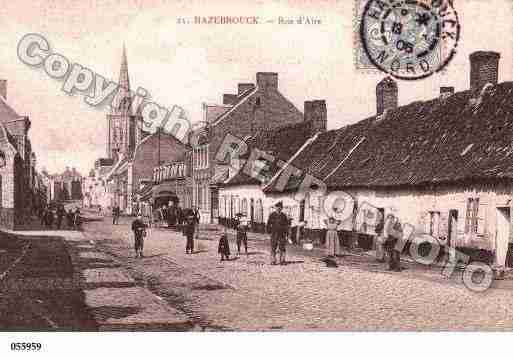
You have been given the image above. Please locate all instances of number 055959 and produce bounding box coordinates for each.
[11,342,42,351]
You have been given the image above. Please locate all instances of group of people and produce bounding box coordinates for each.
[323,212,404,272]
[129,199,404,271]
[39,203,82,230]
[217,213,249,261]
[129,204,201,258]
[153,202,198,229]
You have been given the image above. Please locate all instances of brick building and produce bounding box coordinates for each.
[218,99,326,231]
[106,130,187,213]
[0,80,37,229]
[189,72,304,223]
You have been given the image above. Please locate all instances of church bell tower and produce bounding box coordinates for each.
[107,45,138,162]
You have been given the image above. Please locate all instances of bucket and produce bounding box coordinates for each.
[303,243,314,250]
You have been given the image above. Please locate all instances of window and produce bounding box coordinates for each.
[193,145,209,170]
[465,198,480,234]
[241,198,248,216]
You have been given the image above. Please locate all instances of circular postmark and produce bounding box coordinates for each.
[360,0,460,80]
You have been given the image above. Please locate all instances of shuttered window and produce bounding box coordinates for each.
[465,198,481,234]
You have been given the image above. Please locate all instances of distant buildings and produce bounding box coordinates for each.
[87,47,186,214]
[43,167,83,202]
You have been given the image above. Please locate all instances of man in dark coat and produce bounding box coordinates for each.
[384,215,403,271]
[266,202,289,265]
[184,214,196,254]
[56,204,65,229]
[192,206,201,239]
[131,214,147,258]
[112,205,120,225]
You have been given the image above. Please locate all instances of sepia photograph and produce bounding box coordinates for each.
[1,0,513,357]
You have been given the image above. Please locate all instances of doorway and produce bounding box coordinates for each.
[496,207,511,267]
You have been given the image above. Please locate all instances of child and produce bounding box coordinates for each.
[131,215,147,258]
[218,228,231,261]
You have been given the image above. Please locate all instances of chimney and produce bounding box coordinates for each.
[470,51,500,92]
[0,80,6,100]
[304,100,327,134]
[238,83,254,96]
[376,77,398,115]
[256,72,278,90]
[223,94,238,105]
[440,86,454,98]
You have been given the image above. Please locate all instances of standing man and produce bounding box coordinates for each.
[266,202,289,265]
[159,204,167,228]
[384,215,403,271]
[192,206,201,239]
[112,205,119,225]
[131,214,147,258]
[168,202,177,228]
[184,212,196,254]
[56,204,65,230]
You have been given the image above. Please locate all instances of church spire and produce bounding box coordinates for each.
[112,44,132,116]
[119,44,130,92]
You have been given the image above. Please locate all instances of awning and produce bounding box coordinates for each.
[138,183,154,202]
[152,182,178,200]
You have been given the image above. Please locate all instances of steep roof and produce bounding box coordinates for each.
[0,96,21,122]
[266,81,513,192]
[222,121,314,187]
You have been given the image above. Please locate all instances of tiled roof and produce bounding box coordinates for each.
[266,81,513,192]
[222,121,314,187]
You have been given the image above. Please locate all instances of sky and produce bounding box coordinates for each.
[0,0,511,175]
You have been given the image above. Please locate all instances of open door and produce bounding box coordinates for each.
[496,207,511,267]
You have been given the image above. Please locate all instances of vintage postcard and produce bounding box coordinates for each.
[1,0,513,356]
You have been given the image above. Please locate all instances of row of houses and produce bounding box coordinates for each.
[0,80,47,229]
[85,47,513,267]
[220,51,513,268]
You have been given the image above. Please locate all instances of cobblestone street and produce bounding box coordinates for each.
[82,214,513,331]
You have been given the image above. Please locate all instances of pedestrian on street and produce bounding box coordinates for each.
[324,217,341,257]
[56,204,65,230]
[46,208,54,228]
[176,204,183,230]
[131,214,147,258]
[384,215,403,271]
[159,204,167,228]
[66,208,74,228]
[184,214,196,254]
[167,202,177,227]
[266,201,289,265]
[218,228,231,261]
[374,216,386,263]
[112,205,120,225]
[192,206,200,240]
[73,207,82,230]
[40,206,48,226]
[235,214,248,255]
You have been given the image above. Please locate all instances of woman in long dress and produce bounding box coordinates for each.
[324,217,341,257]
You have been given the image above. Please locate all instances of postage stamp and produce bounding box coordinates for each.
[355,0,460,79]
